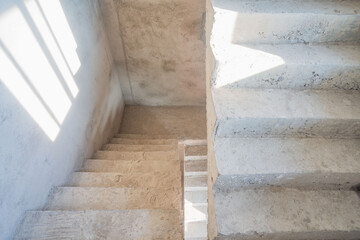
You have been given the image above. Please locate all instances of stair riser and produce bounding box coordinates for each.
[185,160,208,172]
[102,144,177,152]
[214,174,360,190]
[216,118,360,138]
[93,151,179,161]
[185,191,208,204]
[45,188,182,210]
[185,205,208,221]
[69,172,181,188]
[111,138,178,145]
[234,15,360,44]
[185,176,208,188]
[216,63,360,90]
[116,134,177,139]
[185,221,208,239]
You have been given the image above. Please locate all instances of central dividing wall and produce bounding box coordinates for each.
[0,0,125,239]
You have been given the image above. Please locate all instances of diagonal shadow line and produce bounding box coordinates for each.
[34,0,77,83]
[16,1,74,102]
[0,40,60,127]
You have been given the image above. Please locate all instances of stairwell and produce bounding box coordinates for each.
[207,0,360,239]
[14,134,184,239]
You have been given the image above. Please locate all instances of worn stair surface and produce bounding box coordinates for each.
[15,135,183,239]
[209,0,360,239]
[184,140,208,240]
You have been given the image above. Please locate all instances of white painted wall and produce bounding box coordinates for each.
[0,0,125,239]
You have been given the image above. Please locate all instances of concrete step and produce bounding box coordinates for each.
[185,220,207,239]
[213,88,360,138]
[68,171,181,188]
[45,187,181,210]
[111,138,178,145]
[185,160,207,172]
[185,174,207,188]
[116,134,178,139]
[214,44,360,90]
[185,155,207,161]
[214,137,360,190]
[213,188,360,239]
[82,160,181,173]
[93,150,178,161]
[102,144,177,152]
[185,187,208,204]
[185,203,208,222]
[185,145,207,156]
[212,0,360,44]
[14,209,182,239]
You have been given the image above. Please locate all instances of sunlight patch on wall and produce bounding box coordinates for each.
[25,0,78,97]
[37,0,81,75]
[0,2,81,141]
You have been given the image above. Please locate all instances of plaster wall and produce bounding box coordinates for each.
[0,0,125,239]
[101,0,206,106]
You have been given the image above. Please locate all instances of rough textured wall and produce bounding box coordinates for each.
[0,0,125,239]
[120,106,206,139]
[101,0,206,106]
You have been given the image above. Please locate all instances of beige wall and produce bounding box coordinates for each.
[100,0,206,106]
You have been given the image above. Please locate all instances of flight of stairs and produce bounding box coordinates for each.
[184,140,208,240]
[208,0,360,239]
[14,134,183,239]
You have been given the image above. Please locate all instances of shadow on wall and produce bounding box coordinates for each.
[0,0,123,239]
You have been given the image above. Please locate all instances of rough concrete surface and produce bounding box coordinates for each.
[93,150,179,161]
[101,0,206,105]
[14,209,182,240]
[212,0,360,44]
[213,88,360,138]
[214,137,360,189]
[0,0,125,239]
[214,188,360,239]
[120,106,207,139]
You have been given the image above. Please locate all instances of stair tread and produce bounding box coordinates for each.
[214,137,360,189]
[111,138,178,145]
[213,88,360,137]
[185,145,208,156]
[93,150,178,161]
[14,209,182,239]
[45,187,181,210]
[69,171,181,188]
[82,159,181,173]
[116,134,178,139]
[185,160,207,172]
[214,188,360,238]
[102,144,177,152]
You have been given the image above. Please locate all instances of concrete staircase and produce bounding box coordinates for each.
[184,140,208,240]
[14,134,183,239]
[208,0,360,239]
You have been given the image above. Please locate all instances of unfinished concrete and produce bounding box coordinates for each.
[100,0,206,105]
[15,134,183,239]
[0,0,125,239]
[206,0,360,239]
[120,106,207,139]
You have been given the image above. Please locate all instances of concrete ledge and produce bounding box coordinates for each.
[213,137,360,189]
[214,44,360,90]
[214,188,360,239]
[212,0,360,44]
[213,88,360,138]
